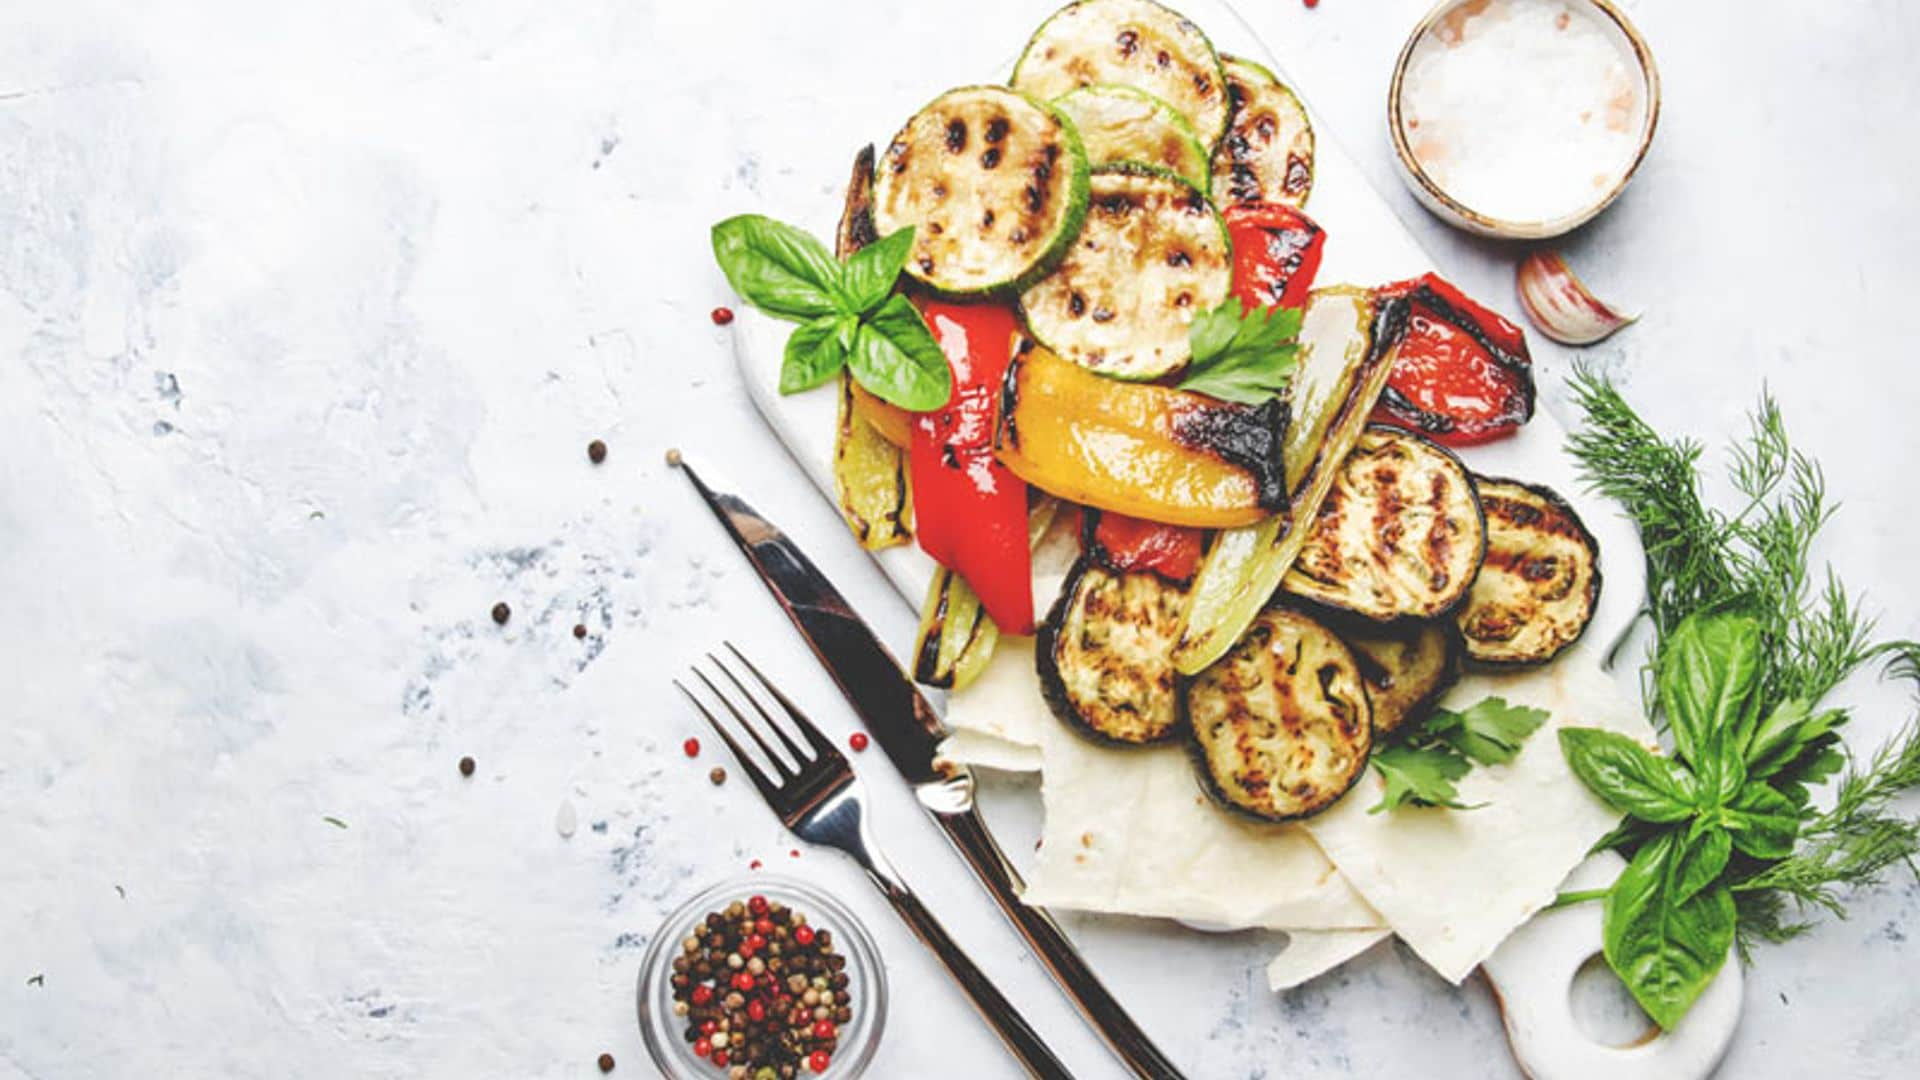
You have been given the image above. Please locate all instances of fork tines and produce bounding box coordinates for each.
[674,644,848,806]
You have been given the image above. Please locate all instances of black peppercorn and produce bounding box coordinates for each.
[596,1052,615,1072]
[490,602,510,625]
[458,756,476,777]
[587,439,608,464]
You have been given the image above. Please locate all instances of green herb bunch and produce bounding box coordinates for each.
[712,216,951,411]
[1558,368,1920,1030]
[1370,696,1549,813]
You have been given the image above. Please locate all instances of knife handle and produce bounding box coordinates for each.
[860,853,1073,1080]
[938,809,1188,1080]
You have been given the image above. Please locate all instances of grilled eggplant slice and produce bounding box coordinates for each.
[1020,165,1231,380]
[1282,425,1486,621]
[1183,606,1372,821]
[1052,84,1210,190]
[1211,55,1314,209]
[998,338,1287,527]
[1336,619,1462,736]
[1455,478,1602,666]
[1172,286,1412,674]
[1037,556,1189,745]
[874,85,1090,296]
[1012,0,1232,150]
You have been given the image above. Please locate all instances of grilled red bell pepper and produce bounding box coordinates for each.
[1371,273,1535,446]
[1088,511,1205,585]
[1224,202,1326,312]
[908,298,1034,634]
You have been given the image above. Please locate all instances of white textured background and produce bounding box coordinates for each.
[2,1,1916,1077]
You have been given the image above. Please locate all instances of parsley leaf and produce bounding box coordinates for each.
[1176,297,1303,405]
[1428,696,1551,766]
[1369,744,1480,813]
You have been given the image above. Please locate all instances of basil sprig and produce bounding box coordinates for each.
[712,215,951,411]
[1559,610,1848,1030]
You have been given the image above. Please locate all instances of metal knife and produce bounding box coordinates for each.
[673,451,1186,1080]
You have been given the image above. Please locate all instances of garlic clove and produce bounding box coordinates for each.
[1516,250,1637,345]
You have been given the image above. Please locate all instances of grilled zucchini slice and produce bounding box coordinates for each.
[1184,606,1372,821]
[1211,55,1314,208]
[1052,85,1210,190]
[1282,425,1485,621]
[1037,556,1189,745]
[1336,619,1461,736]
[1012,0,1232,150]
[874,85,1090,295]
[1020,165,1230,380]
[1455,478,1602,666]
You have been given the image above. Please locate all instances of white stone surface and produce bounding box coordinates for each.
[2,1,1916,1078]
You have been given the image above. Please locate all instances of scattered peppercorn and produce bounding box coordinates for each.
[491,602,511,625]
[458,756,476,777]
[597,1052,615,1073]
[683,737,701,758]
[711,306,735,326]
[709,766,727,786]
[668,895,853,1076]
[847,732,869,753]
[588,439,608,464]
[574,623,588,639]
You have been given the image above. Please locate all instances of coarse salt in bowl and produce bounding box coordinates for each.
[1389,0,1660,238]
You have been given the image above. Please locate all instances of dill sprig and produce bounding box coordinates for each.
[1568,366,1920,953]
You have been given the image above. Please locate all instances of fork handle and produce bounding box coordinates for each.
[862,856,1073,1080]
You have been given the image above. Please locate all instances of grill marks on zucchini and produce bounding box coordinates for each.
[1052,85,1210,190]
[1455,478,1602,666]
[1183,606,1372,821]
[1211,56,1315,208]
[1337,619,1461,736]
[1020,167,1230,380]
[1013,0,1232,151]
[874,86,1090,295]
[1282,426,1485,621]
[1038,557,1189,745]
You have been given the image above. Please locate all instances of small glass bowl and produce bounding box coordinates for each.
[637,875,889,1079]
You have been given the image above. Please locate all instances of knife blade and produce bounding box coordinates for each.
[673,450,1187,1080]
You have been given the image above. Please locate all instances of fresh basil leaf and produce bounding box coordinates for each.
[1603,829,1737,1031]
[778,314,856,395]
[848,294,952,411]
[1672,823,1732,904]
[1658,612,1762,802]
[838,227,915,314]
[1175,297,1303,405]
[1369,743,1480,813]
[1559,728,1699,824]
[712,214,846,321]
[1746,698,1845,781]
[1427,696,1550,766]
[1721,782,1800,859]
[1774,744,1845,807]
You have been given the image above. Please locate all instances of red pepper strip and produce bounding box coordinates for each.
[1088,510,1205,585]
[907,298,1034,634]
[1370,272,1536,446]
[1223,202,1326,313]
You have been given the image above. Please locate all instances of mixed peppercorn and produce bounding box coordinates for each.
[669,894,852,1077]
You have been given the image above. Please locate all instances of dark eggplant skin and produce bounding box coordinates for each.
[1036,555,1188,747]
[1456,476,1603,668]
[1180,604,1374,823]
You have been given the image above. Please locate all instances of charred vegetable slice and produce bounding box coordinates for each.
[914,566,1000,690]
[874,85,1090,296]
[1211,56,1314,209]
[1336,618,1461,736]
[1183,606,1373,821]
[1037,557,1189,745]
[1456,478,1602,666]
[997,339,1287,527]
[1052,85,1210,190]
[1020,166,1230,380]
[1012,0,1232,150]
[1172,287,1410,674]
[830,146,913,549]
[1282,426,1485,621]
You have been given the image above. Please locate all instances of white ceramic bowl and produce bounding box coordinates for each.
[1388,0,1660,239]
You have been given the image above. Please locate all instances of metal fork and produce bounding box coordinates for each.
[677,645,1071,1080]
